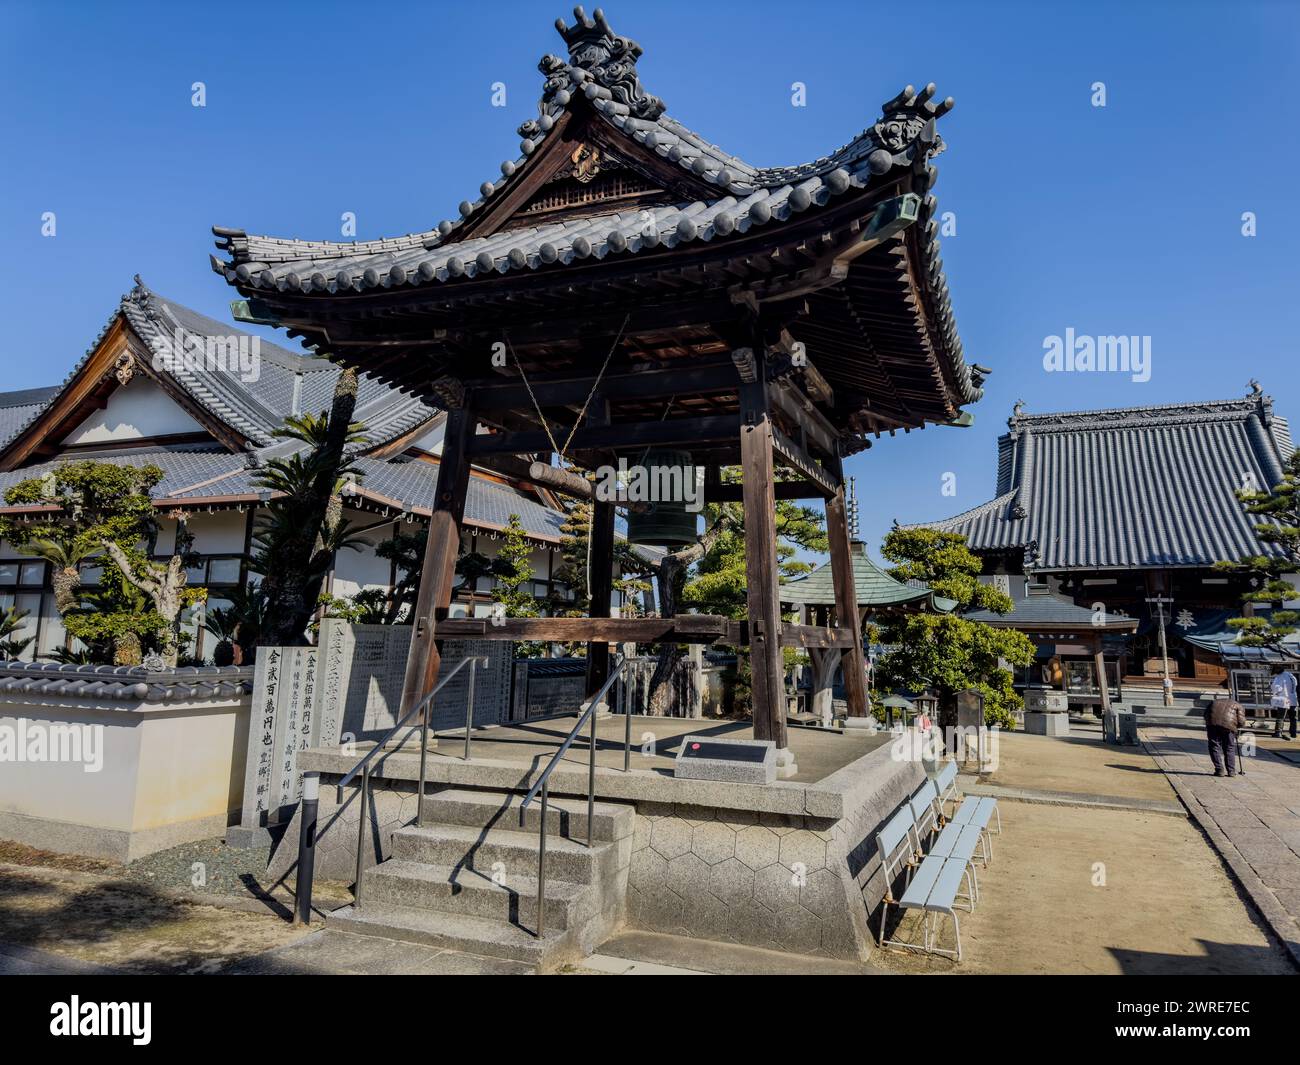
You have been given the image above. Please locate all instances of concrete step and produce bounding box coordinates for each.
[391,823,605,883]
[364,859,586,930]
[421,788,634,843]
[327,901,571,968]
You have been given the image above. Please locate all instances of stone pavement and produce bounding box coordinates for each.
[223,929,536,975]
[0,942,116,975]
[223,927,878,975]
[1142,724,1300,965]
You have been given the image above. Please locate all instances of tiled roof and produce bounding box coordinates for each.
[0,387,59,451]
[0,444,258,502]
[123,280,436,450]
[1,278,437,457]
[211,6,954,301]
[0,445,569,543]
[780,540,954,611]
[0,276,571,544]
[207,12,970,421]
[964,588,1137,630]
[0,661,253,704]
[351,457,568,541]
[914,389,1294,571]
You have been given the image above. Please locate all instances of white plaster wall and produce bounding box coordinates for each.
[0,698,250,839]
[61,377,204,445]
[172,510,248,556]
[330,511,394,598]
[131,704,250,830]
[0,705,143,831]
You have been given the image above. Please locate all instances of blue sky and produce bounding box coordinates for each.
[2,0,1297,558]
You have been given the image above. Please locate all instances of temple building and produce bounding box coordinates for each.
[0,279,611,662]
[916,387,1296,707]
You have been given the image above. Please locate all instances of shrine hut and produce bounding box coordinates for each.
[781,537,956,722]
[210,8,982,767]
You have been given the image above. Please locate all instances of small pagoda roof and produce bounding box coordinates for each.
[911,388,1294,571]
[780,540,955,611]
[208,7,982,439]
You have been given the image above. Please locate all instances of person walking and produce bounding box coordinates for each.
[1205,695,1247,777]
[1271,668,1298,739]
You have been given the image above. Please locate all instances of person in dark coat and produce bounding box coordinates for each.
[1204,696,1247,777]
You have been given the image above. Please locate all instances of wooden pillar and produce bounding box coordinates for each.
[1094,638,1111,713]
[739,355,787,749]
[585,395,614,698]
[586,497,615,697]
[399,404,474,717]
[825,454,868,717]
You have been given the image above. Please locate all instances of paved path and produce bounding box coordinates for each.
[223,930,536,975]
[0,942,117,975]
[1142,725,1300,965]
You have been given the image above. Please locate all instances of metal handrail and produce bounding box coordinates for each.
[518,656,630,939]
[339,654,487,907]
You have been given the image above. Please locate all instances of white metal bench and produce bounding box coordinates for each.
[934,760,1001,857]
[916,775,988,902]
[875,797,977,961]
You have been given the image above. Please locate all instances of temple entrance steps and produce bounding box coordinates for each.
[327,788,636,971]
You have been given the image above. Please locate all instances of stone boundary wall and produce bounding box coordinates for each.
[0,664,253,862]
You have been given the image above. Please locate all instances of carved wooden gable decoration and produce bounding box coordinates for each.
[501,141,673,228]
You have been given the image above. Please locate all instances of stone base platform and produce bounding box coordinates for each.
[270,716,918,962]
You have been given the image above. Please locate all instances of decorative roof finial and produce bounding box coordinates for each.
[1249,378,1263,397]
[547,6,664,120]
[847,476,860,540]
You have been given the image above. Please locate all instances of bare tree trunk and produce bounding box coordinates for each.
[101,541,189,667]
[646,518,721,715]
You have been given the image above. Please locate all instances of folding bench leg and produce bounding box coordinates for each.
[877,899,891,948]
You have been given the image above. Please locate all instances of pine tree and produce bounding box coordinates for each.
[1215,451,1300,649]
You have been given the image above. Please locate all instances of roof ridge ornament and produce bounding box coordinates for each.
[521,5,665,139]
[873,83,953,159]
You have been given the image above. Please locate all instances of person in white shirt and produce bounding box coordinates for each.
[1271,668,1298,739]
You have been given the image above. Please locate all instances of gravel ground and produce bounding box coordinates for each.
[0,836,352,909]
[0,837,353,974]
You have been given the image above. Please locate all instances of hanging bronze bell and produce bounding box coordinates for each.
[624,449,700,547]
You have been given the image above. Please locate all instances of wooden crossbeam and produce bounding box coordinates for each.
[770,426,839,497]
[467,414,741,457]
[467,358,739,412]
[777,624,857,649]
[704,480,826,502]
[769,378,840,458]
[433,615,734,644]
